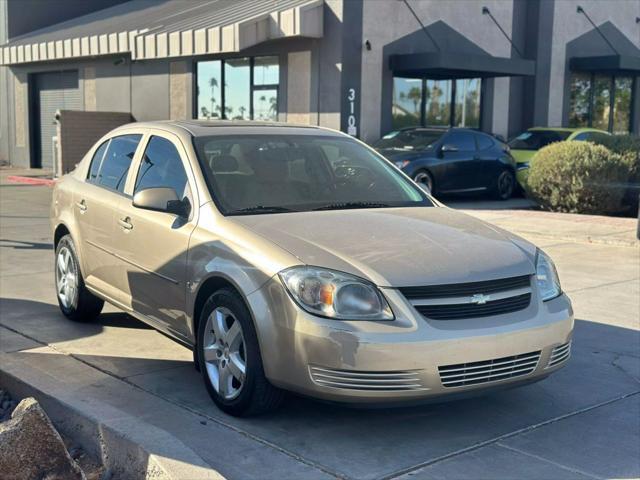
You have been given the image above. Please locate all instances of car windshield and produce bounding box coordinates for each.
[193,134,433,215]
[508,130,572,150]
[373,130,443,151]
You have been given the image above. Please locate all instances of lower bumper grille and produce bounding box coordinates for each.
[547,341,571,367]
[438,351,541,388]
[309,366,425,391]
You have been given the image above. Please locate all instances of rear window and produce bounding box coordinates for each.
[373,129,444,151]
[508,130,571,151]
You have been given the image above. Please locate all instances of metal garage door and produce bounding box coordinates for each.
[33,71,81,169]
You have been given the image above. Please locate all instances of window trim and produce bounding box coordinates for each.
[85,134,143,197]
[194,55,279,121]
[569,72,636,133]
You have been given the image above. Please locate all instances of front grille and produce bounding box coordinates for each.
[309,366,425,391]
[399,275,531,300]
[414,293,531,320]
[547,341,571,367]
[438,351,541,388]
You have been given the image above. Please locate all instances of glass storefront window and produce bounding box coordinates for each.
[224,58,251,120]
[454,78,481,128]
[197,60,222,119]
[591,75,612,131]
[254,56,279,85]
[568,72,635,133]
[568,72,590,127]
[253,89,278,121]
[613,77,632,133]
[425,79,451,126]
[392,77,481,130]
[392,78,422,129]
[196,56,279,121]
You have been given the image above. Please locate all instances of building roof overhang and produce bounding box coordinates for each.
[0,0,323,66]
[389,51,536,79]
[569,54,640,74]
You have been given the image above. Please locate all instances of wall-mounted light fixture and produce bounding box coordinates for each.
[364,40,372,51]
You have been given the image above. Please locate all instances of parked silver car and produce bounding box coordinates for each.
[50,121,573,416]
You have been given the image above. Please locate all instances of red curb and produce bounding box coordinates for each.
[6,175,56,186]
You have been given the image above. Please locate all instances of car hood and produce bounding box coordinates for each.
[231,207,536,287]
[377,148,429,161]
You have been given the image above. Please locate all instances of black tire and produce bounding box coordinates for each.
[55,235,104,322]
[413,169,434,194]
[492,169,515,200]
[197,288,284,416]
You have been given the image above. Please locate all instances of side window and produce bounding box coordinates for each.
[445,132,476,151]
[476,134,494,150]
[97,134,142,192]
[135,136,190,200]
[87,140,110,183]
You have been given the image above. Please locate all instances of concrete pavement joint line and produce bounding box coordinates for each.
[123,364,193,380]
[0,269,55,278]
[382,390,640,480]
[0,323,345,480]
[495,443,603,480]
[565,277,640,294]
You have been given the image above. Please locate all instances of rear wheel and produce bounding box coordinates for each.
[197,288,284,416]
[413,170,434,194]
[55,235,104,321]
[492,169,515,200]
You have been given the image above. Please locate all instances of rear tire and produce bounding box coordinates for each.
[197,288,284,416]
[492,169,515,200]
[55,235,104,322]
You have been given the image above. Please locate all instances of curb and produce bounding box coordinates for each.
[0,354,224,480]
[6,175,56,186]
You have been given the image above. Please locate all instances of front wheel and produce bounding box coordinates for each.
[492,169,515,200]
[413,170,434,194]
[55,235,104,321]
[197,288,284,416]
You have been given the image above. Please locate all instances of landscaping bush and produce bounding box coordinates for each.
[526,141,629,214]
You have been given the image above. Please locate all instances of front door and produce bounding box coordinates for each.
[114,133,198,341]
[437,131,480,192]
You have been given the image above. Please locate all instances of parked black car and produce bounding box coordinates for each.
[373,127,517,200]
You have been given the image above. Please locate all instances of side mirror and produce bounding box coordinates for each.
[440,144,459,153]
[133,187,191,217]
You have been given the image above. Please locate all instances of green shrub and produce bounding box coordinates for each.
[526,141,629,214]
[593,134,640,184]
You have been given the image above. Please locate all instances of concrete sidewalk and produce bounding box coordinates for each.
[1,181,639,479]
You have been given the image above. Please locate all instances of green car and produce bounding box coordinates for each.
[508,127,610,187]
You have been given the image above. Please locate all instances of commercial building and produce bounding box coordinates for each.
[0,0,638,170]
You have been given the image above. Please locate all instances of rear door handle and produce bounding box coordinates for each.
[76,199,87,212]
[118,217,133,230]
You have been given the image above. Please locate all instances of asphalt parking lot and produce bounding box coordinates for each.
[1,177,639,480]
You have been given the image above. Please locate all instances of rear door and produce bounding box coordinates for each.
[113,132,199,340]
[73,134,143,307]
[437,131,478,192]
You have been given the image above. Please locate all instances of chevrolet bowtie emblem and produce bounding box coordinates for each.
[471,293,491,305]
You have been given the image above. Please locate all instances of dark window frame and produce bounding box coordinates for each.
[194,56,279,121]
[569,72,636,133]
[392,77,483,130]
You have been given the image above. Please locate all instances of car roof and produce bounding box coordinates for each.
[528,127,608,134]
[109,120,347,138]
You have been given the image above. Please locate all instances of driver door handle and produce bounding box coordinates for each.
[118,217,133,230]
[76,199,87,212]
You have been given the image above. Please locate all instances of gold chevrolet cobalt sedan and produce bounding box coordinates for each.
[50,121,573,416]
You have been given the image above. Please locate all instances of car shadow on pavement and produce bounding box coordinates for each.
[0,239,53,250]
[2,296,639,480]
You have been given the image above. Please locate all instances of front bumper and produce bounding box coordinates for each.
[249,279,574,404]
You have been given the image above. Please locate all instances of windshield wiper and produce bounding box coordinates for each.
[312,202,392,211]
[228,205,297,215]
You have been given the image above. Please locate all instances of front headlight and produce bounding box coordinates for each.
[279,266,394,320]
[536,250,561,301]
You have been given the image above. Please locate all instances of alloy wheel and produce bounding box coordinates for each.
[55,246,77,309]
[498,171,514,199]
[203,307,247,400]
